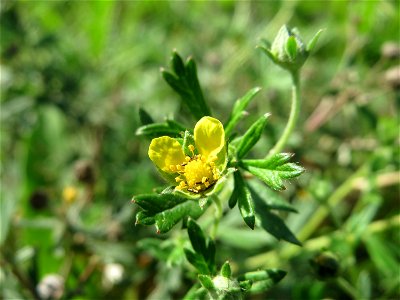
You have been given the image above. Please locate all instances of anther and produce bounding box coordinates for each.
[170,165,177,172]
[188,144,195,153]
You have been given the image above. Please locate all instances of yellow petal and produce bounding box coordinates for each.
[148,137,185,172]
[194,116,225,159]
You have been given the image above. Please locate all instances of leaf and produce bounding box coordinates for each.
[185,219,216,275]
[135,121,184,138]
[228,185,238,209]
[138,108,154,125]
[135,211,155,226]
[155,200,206,233]
[236,113,270,159]
[198,274,215,291]
[363,234,399,277]
[171,50,186,76]
[132,193,187,214]
[242,153,304,191]
[187,218,207,258]
[204,239,216,273]
[161,52,211,120]
[238,269,286,294]
[248,180,298,213]
[183,284,207,300]
[184,249,210,275]
[250,186,301,246]
[224,87,262,136]
[234,171,255,230]
[250,184,301,246]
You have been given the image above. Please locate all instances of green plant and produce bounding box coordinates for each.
[133,25,322,299]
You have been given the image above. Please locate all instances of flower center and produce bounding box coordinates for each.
[170,145,220,193]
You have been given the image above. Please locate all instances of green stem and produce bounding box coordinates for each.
[210,195,222,240]
[268,71,300,157]
[336,277,359,299]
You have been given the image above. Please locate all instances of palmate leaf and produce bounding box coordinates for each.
[133,193,209,233]
[241,153,304,191]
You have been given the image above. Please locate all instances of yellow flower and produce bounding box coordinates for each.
[148,116,227,195]
[62,186,77,204]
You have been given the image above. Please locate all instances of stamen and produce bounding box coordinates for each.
[174,145,220,193]
[188,144,195,153]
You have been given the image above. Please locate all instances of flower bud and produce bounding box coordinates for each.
[259,25,323,73]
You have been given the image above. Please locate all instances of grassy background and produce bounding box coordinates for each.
[1,1,399,299]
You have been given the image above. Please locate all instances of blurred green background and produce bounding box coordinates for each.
[1,1,399,299]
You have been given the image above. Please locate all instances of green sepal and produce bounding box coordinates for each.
[220,261,231,278]
[204,167,235,198]
[241,153,304,191]
[307,29,324,53]
[258,25,321,72]
[285,36,298,61]
[250,186,301,246]
[132,193,187,214]
[136,120,185,138]
[198,275,215,291]
[234,171,255,230]
[256,46,278,64]
[236,113,270,159]
[238,269,287,294]
[182,130,197,157]
[138,108,154,125]
[224,87,261,136]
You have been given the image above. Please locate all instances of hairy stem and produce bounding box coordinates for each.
[268,71,300,157]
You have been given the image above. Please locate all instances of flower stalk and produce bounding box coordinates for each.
[268,70,300,157]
